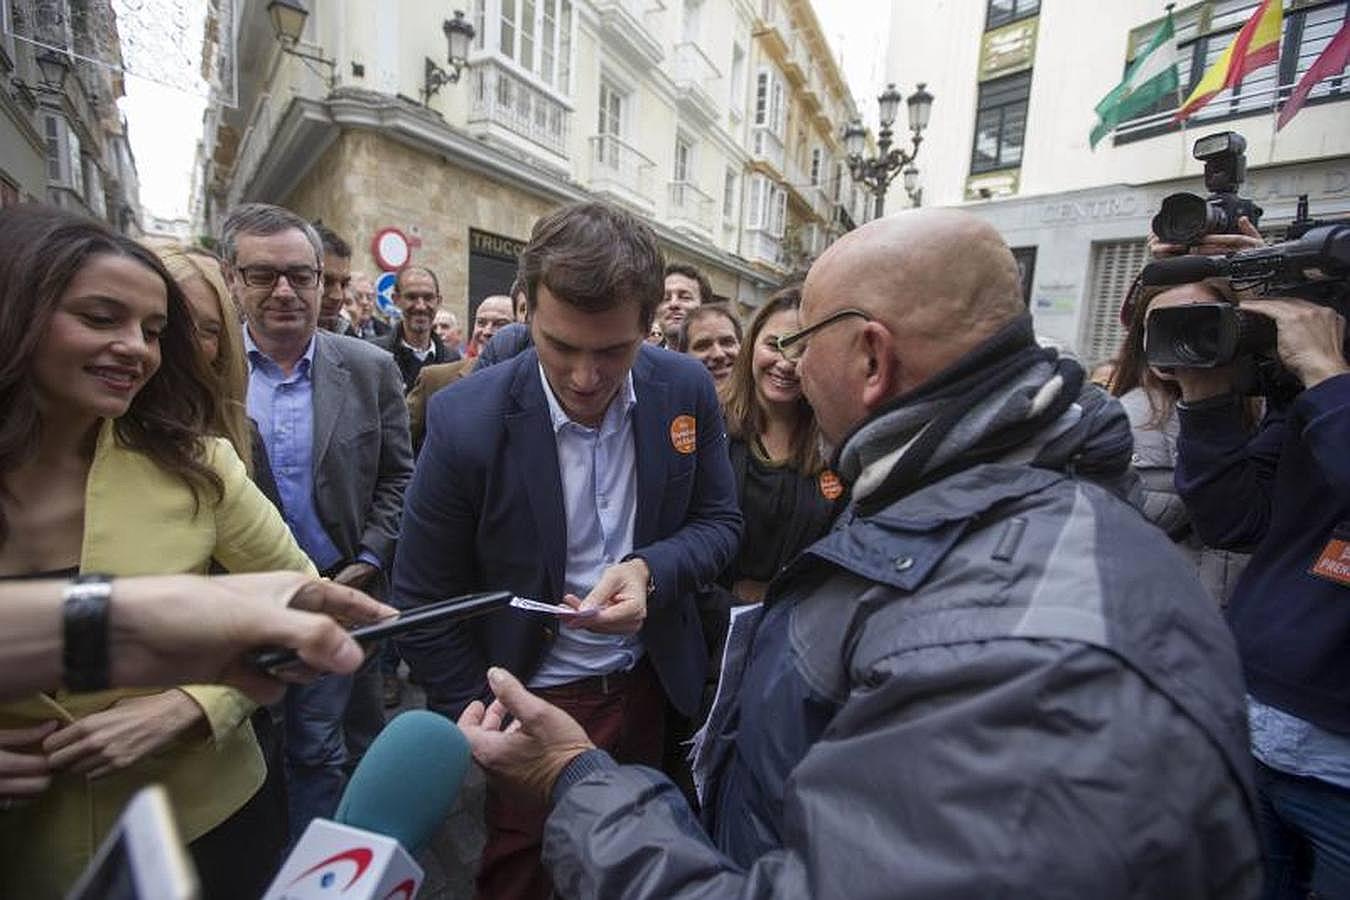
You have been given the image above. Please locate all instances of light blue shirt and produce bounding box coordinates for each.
[1249,695,1350,790]
[528,365,642,689]
[243,328,345,572]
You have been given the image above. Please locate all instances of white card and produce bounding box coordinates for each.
[509,596,598,617]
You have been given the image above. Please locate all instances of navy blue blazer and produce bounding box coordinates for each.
[392,344,742,718]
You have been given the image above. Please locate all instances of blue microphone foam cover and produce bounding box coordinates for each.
[335,709,470,854]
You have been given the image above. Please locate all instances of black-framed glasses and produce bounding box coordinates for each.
[235,265,320,290]
[776,308,871,361]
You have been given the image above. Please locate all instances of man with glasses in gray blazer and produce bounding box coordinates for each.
[221,203,413,842]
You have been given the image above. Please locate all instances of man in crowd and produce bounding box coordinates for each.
[657,262,711,342]
[455,208,1261,899]
[465,293,515,359]
[313,222,353,335]
[221,204,413,840]
[347,272,391,339]
[432,309,461,355]
[1172,285,1350,895]
[370,265,459,392]
[394,201,741,899]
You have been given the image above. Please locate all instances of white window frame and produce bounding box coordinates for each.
[483,0,574,95]
[722,168,738,221]
[810,147,823,186]
[728,41,746,120]
[674,134,694,182]
[753,66,786,136]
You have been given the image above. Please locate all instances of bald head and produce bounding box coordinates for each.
[806,208,1024,347]
[798,209,1028,445]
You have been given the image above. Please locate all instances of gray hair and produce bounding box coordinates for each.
[219,203,323,267]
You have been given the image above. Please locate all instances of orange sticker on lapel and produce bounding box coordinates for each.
[1311,537,1350,587]
[670,415,697,454]
[819,469,844,500]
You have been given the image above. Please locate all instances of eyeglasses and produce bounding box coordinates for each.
[235,265,320,290]
[775,308,872,361]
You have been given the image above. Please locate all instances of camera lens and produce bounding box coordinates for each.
[1152,193,1213,245]
[1173,315,1222,366]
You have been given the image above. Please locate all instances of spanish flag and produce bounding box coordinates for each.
[1174,0,1283,122]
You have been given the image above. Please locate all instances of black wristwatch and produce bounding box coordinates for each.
[63,573,113,692]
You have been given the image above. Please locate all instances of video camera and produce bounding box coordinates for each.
[1151,131,1264,245]
[1140,188,1350,399]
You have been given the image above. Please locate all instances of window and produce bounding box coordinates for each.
[745,173,786,235]
[84,158,105,219]
[597,80,626,166]
[729,42,746,116]
[1081,239,1149,364]
[831,161,843,201]
[0,0,15,66]
[1115,0,1348,142]
[810,147,823,186]
[682,0,702,44]
[1010,246,1036,306]
[674,135,692,181]
[723,168,737,220]
[497,0,573,93]
[986,0,1039,30]
[44,114,83,196]
[754,67,786,135]
[473,0,486,50]
[971,71,1030,174]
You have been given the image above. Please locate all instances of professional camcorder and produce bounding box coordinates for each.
[1140,193,1350,399]
[1151,132,1264,245]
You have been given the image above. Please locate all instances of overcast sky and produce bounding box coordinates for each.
[115,0,889,222]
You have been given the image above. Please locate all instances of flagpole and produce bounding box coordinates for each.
[1268,30,1282,159]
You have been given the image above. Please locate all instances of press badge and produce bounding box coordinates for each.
[1310,523,1350,588]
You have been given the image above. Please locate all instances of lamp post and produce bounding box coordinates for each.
[267,0,337,87]
[843,82,933,219]
[422,10,476,105]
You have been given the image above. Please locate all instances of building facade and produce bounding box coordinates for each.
[886,0,1349,361]
[0,0,141,230]
[194,0,870,322]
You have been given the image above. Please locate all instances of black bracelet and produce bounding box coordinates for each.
[63,573,113,693]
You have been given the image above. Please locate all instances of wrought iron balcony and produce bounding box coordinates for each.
[668,180,714,237]
[468,58,571,158]
[672,42,720,123]
[588,134,656,210]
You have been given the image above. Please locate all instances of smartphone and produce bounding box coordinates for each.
[252,590,514,675]
[66,785,199,900]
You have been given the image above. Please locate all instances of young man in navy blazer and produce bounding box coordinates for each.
[393,201,742,900]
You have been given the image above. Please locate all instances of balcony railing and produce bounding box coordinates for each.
[594,0,664,68]
[751,125,785,174]
[744,226,784,268]
[468,59,571,158]
[668,180,714,236]
[673,42,721,122]
[588,134,656,208]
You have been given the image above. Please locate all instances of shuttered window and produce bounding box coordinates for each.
[1081,238,1149,364]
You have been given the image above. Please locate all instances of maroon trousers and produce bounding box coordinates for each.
[476,658,666,900]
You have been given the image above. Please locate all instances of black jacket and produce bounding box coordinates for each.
[368,326,459,392]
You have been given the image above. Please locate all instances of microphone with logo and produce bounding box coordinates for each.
[262,710,470,900]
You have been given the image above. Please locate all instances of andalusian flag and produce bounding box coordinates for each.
[1174,0,1283,122]
[1091,10,1180,148]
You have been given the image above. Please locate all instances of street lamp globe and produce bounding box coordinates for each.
[843,119,867,159]
[877,83,903,128]
[903,165,919,194]
[444,10,475,65]
[35,48,71,90]
[267,0,308,43]
[907,82,934,134]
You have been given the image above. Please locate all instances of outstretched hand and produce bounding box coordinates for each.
[458,667,594,805]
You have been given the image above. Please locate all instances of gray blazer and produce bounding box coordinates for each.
[310,331,414,570]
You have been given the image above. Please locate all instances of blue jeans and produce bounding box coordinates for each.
[283,671,354,842]
[1256,760,1350,899]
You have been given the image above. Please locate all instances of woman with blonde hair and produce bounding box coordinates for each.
[150,242,254,476]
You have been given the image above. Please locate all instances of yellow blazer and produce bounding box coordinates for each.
[0,420,316,896]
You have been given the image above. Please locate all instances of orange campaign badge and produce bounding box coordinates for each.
[670,415,697,454]
[818,469,844,500]
[1310,535,1350,587]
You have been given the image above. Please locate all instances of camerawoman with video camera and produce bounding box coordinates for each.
[1141,130,1350,897]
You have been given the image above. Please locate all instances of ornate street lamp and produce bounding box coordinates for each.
[35,48,72,91]
[267,0,337,87]
[843,82,934,219]
[422,11,476,105]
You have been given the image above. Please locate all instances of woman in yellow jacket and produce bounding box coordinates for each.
[0,206,317,897]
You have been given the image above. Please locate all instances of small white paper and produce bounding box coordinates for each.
[509,596,598,617]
